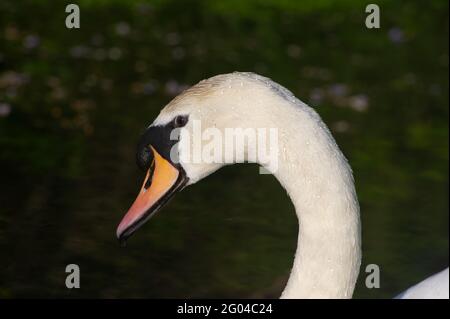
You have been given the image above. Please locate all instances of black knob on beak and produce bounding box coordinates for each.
[135,121,184,171]
[136,127,157,171]
[136,144,153,171]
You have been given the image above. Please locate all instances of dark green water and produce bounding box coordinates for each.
[0,0,448,298]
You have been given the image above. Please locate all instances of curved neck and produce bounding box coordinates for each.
[265,103,361,298]
[177,73,362,298]
[231,89,362,298]
[275,132,361,298]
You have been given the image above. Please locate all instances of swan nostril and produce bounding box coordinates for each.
[136,144,154,171]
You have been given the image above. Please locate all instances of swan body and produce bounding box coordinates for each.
[117,72,448,299]
[396,268,449,299]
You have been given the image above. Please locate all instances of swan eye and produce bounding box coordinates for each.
[173,115,188,128]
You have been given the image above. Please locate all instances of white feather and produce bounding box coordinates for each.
[152,72,448,299]
[396,268,449,299]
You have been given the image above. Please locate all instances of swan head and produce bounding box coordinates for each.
[116,72,280,243]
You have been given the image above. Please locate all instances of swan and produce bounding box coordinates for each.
[116,72,449,299]
[395,268,449,299]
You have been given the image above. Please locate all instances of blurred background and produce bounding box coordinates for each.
[0,0,448,298]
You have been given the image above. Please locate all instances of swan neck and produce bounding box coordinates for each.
[261,103,361,298]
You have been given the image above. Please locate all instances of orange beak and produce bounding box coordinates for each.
[116,146,186,243]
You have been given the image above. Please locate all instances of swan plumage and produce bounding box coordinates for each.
[118,72,448,299]
[396,267,449,299]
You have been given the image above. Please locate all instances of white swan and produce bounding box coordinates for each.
[116,72,448,299]
[395,268,449,299]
